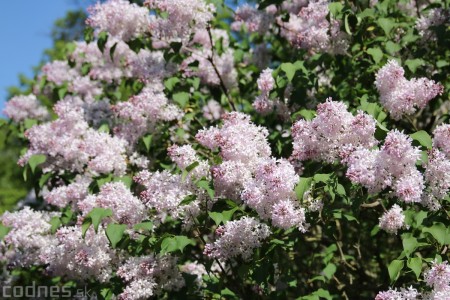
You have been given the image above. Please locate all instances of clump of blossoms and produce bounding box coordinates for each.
[346,130,423,203]
[39,226,117,283]
[78,182,146,227]
[0,207,58,268]
[291,98,377,163]
[253,68,289,118]
[415,8,449,41]
[375,60,443,120]
[378,204,406,234]
[197,112,307,231]
[43,175,91,208]
[276,0,349,54]
[113,82,183,145]
[86,0,150,41]
[3,94,49,123]
[19,101,128,176]
[377,261,450,299]
[145,0,215,44]
[117,255,185,300]
[1,0,450,298]
[231,4,275,35]
[204,216,271,261]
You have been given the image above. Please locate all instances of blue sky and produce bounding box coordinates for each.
[0,1,91,116]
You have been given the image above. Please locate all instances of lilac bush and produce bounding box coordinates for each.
[1,0,450,299]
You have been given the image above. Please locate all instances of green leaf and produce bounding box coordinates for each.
[410,131,432,149]
[106,223,127,248]
[179,195,197,206]
[367,47,383,64]
[24,118,38,129]
[39,172,52,188]
[314,173,331,183]
[385,41,401,55]
[328,2,343,16]
[388,260,404,283]
[405,59,424,73]
[49,217,62,234]
[28,154,46,173]
[81,220,92,238]
[164,77,180,91]
[344,13,352,35]
[97,31,109,53]
[407,257,422,279]
[160,236,195,254]
[422,223,450,245]
[295,177,312,200]
[142,134,153,152]
[109,42,118,62]
[377,18,395,36]
[98,123,110,133]
[58,86,68,100]
[0,224,11,240]
[133,221,153,232]
[86,207,113,233]
[113,176,133,188]
[209,208,238,226]
[280,63,296,82]
[322,263,337,280]
[196,179,214,199]
[173,92,190,108]
[182,161,200,181]
[402,235,418,255]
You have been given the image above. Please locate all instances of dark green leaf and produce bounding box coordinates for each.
[106,223,127,248]
[388,260,404,283]
[28,154,46,173]
[410,131,432,149]
[295,177,312,200]
[97,31,109,53]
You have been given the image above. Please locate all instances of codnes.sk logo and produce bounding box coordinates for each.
[1,282,97,299]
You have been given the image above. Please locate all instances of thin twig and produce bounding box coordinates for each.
[206,26,237,111]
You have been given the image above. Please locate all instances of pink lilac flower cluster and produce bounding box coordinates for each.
[346,130,423,203]
[291,98,377,163]
[3,94,49,123]
[377,261,450,299]
[375,286,419,300]
[179,261,208,287]
[43,175,92,208]
[416,8,449,41]
[202,100,224,120]
[242,158,307,232]
[117,255,184,300]
[19,101,128,176]
[231,4,275,35]
[86,0,150,41]
[72,39,135,83]
[181,28,237,89]
[113,82,183,145]
[197,112,307,231]
[277,0,349,54]
[0,207,58,268]
[145,0,215,44]
[134,145,209,227]
[78,182,146,227]
[375,60,443,120]
[253,68,288,118]
[40,59,103,98]
[378,204,406,234]
[204,216,271,261]
[422,124,450,210]
[40,226,117,283]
